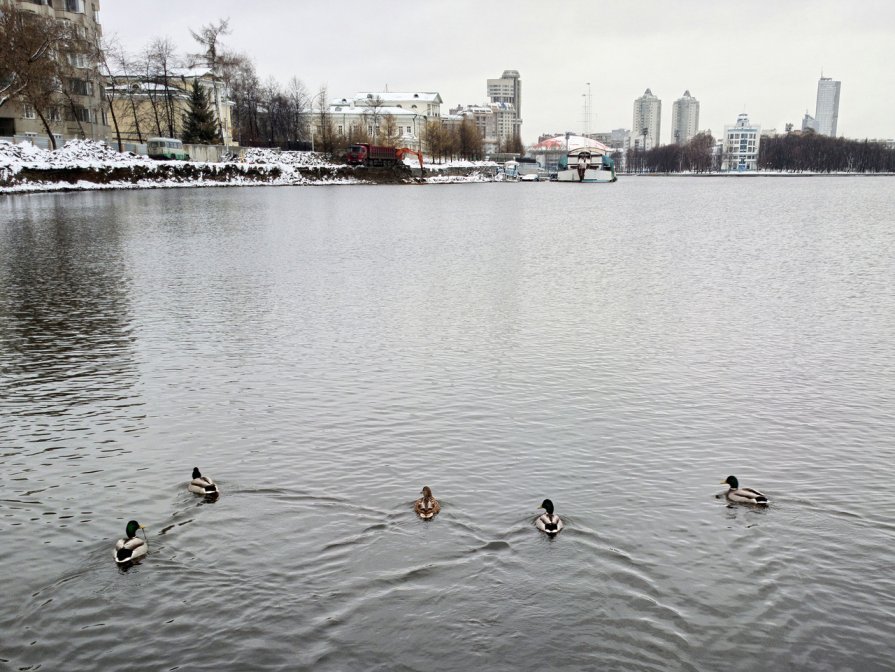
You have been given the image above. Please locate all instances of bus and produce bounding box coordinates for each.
[147,137,189,161]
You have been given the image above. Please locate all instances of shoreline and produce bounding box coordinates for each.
[2,141,893,195]
[4,167,892,195]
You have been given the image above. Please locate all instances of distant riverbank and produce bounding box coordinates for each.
[5,140,891,195]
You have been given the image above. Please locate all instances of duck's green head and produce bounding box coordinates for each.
[192,467,201,479]
[539,499,555,515]
[125,520,144,538]
[722,475,739,488]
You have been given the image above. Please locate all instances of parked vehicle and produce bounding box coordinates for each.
[346,144,423,170]
[147,137,189,161]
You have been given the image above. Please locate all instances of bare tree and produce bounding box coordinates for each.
[286,76,310,144]
[361,95,385,143]
[106,39,144,143]
[0,4,76,148]
[424,120,447,162]
[220,51,258,145]
[458,118,483,160]
[98,36,125,149]
[189,18,230,143]
[379,112,401,147]
[314,85,335,154]
[143,38,180,138]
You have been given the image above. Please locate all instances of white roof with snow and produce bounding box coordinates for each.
[530,135,612,153]
[356,92,442,103]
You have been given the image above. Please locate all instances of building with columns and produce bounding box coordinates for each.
[320,91,443,152]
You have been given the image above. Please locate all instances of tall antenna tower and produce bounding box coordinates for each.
[582,82,592,136]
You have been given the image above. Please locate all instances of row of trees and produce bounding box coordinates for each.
[623,130,895,174]
[220,51,311,148]
[424,119,485,162]
[758,132,895,173]
[624,132,717,173]
[103,19,232,148]
[0,3,100,149]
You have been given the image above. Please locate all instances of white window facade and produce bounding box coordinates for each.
[722,113,761,171]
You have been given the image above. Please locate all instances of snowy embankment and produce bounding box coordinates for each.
[0,140,499,193]
[420,159,498,183]
[0,141,359,193]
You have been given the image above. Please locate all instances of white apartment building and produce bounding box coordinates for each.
[722,113,761,171]
[814,76,841,137]
[486,70,522,141]
[671,90,700,144]
[633,88,661,150]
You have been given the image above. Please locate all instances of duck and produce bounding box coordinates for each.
[114,520,147,564]
[536,499,564,535]
[414,486,441,519]
[721,475,769,505]
[189,467,219,496]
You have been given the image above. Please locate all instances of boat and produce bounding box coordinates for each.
[502,160,521,181]
[556,148,616,183]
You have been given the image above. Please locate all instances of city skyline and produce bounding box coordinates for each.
[101,0,893,143]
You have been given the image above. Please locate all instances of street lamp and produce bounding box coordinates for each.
[641,126,648,173]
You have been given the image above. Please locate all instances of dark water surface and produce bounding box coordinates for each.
[1,179,894,671]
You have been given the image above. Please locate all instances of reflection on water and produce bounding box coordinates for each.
[1,180,894,671]
[0,195,140,425]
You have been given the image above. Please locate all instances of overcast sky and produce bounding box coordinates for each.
[102,0,894,143]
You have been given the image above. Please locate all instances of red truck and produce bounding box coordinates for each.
[346,144,423,170]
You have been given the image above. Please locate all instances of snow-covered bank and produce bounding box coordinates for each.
[0,140,365,192]
[1,140,499,193]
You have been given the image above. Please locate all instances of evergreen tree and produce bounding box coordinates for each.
[182,79,221,144]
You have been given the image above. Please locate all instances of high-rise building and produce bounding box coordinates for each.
[671,90,699,144]
[0,0,108,146]
[722,113,761,171]
[486,70,522,141]
[801,112,816,133]
[814,75,841,136]
[633,88,661,150]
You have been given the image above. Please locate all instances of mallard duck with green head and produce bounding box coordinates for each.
[536,499,564,535]
[721,475,769,505]
[189,467,219,496]
[114,520,148,564]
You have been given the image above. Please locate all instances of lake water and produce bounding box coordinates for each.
[1,178,893,671]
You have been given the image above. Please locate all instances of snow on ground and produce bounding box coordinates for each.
[424,172,495,184]
[0,138,153,171]
[423,159,498,171]
[242,147,340,168]
[1,139,500,192]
